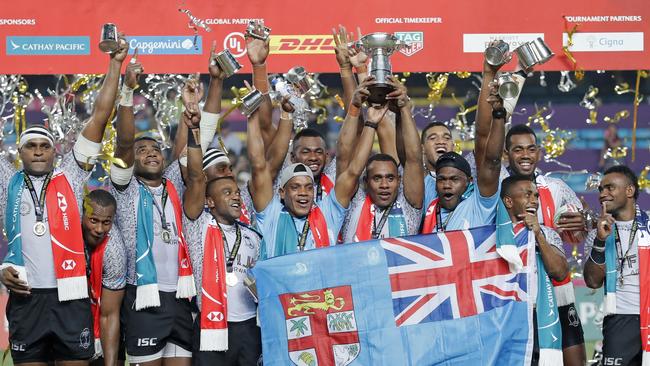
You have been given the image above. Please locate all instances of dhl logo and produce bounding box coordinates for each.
[270,35,335,54]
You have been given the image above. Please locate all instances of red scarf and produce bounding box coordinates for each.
[536,177,574,306]
[239,203,251,225]
[199,220,228,351]
[89,236,109,339]
[166,181,196,299]
[320,174,334,197]
[421,198,440,234]
[47,172,88,301]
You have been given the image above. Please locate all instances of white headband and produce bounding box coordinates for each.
[19,127,54,148]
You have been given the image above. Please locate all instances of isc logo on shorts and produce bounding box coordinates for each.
[137,337,158,347]
[11,343,26,351]
[604,358,623,365]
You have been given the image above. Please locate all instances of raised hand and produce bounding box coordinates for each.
[208,40,226,80]
[181,75,204,127]
[246,20,270,66]
[111,33,129,63]
[280,95,295,114]
[332,24,354,68]
[519,213,541,234]
[367,104,389,124]
[124,48,142,89]
[351,76,374,107]
[348,26,368,68]
[486,80,504,111]
[596,201,616,241]
[386,75,410,112]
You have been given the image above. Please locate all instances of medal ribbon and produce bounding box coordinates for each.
[23,172,53,227]
[216,222,242,272]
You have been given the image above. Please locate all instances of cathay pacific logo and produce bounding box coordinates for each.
[6,36,90,55]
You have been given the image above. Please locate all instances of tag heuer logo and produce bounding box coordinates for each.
[395,32,424,57]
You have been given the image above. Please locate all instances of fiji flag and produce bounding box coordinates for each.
[251,225,534,366]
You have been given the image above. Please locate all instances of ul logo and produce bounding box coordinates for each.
[223,32,246,58]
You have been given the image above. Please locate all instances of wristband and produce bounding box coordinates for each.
[119,85,134,107]
[589,249,606,265]
[280,111,292,120]
[364,121,378,129]
[348,104,360,118]
[355,65,368,74]
[252,64,269,93]
[340,67,354,78]
[492,107,507,120]
[188,128,201,148]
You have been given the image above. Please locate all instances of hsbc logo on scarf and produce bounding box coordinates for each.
[62,259,76,270]
[207,311,224,322]
[57,192,70,230]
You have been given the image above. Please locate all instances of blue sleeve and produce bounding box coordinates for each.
[423,174,437,211]
[255,196,282,239]
[320,190,348,245]
[469,183,501,226]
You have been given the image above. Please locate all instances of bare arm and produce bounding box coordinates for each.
[387,76,423,208]
[584,210,614,288]
[113,59,142,169]
[100,288,124,366]
[264,98,295,181]
[376,113,399,163]
[246,22,275,148]
[171,113,188,161]
[476,85,505,197]
[535,225,569,281]
[332,25,357,110]
[335,108,382,208]
[336,76,374,175]
[247,108,274,212]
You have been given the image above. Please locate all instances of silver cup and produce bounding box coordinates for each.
[355,32,409,104]
[214,49,242,78]
[515,38,554,69]
[99,23,119,54]
[239,90,263,116]
[530,37,554,64]
[497,72,520,100]
[484,40,510,66]
[245,21,270,41]
[284,66,321,98]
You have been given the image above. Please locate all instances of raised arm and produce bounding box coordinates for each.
[476,83,506,197]
[113,54,142,170]
[100,288,124,366]
[332,25,357,110]
[475,41,510,166]
[265,97,295,181]
[181,79,205,220]
[200,41,227,153]
[75,36,129,170]
[334,86,380,208]
[387,76,424,208]
[336,76,374,175]
[375,112,399,164]
[246,21,275,148]
[523,215,569,281]
[247,107,274,212]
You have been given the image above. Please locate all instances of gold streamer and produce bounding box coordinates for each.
[604,146,627,159]
[426,73,449,104]
[562,19,584,81]
[615,82,632,95]
[639,166,650,191]
[586,110,598,125]
[603,110,630,124]
[454,71,471,79]
[213,87,249,154]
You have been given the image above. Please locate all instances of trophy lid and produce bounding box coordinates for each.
[358,32,407,53]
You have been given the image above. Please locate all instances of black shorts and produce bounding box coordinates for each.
[192,316,262,366]
[558,303,585,348]
[7,288,94,363]
[602,314,642,366]
[122,285,193,357]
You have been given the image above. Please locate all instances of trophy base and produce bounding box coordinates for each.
[367,83,395,105]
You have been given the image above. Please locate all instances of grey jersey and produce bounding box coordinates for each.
[183,212,260,321]
[101,228,127,290]
[110,163,183,291]
[0,152,91,288]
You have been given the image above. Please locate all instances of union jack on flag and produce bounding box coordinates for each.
[381,225,531,326]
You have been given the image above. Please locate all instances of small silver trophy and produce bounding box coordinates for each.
[99,23,119,53]
[239,90,263,117]
[484,40,510,66]
[214,49,242,78]
[497,72,520,100]
[284,66,322,98]
[354,32,409,104]
[515,37,554,69]
[245,20,270,41]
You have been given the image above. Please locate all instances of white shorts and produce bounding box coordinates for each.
[127,342,192,363]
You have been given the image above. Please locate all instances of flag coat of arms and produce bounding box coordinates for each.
[252,225,534,366]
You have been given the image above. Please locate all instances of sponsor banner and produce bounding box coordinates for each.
[562,32,644,52]
[0,0,648,74]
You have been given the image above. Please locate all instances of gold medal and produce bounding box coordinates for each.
[33,221,46,236]
[226,272,238,287]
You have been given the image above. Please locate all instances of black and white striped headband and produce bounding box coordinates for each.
[202,148,230,171]
[19,126,54,148]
